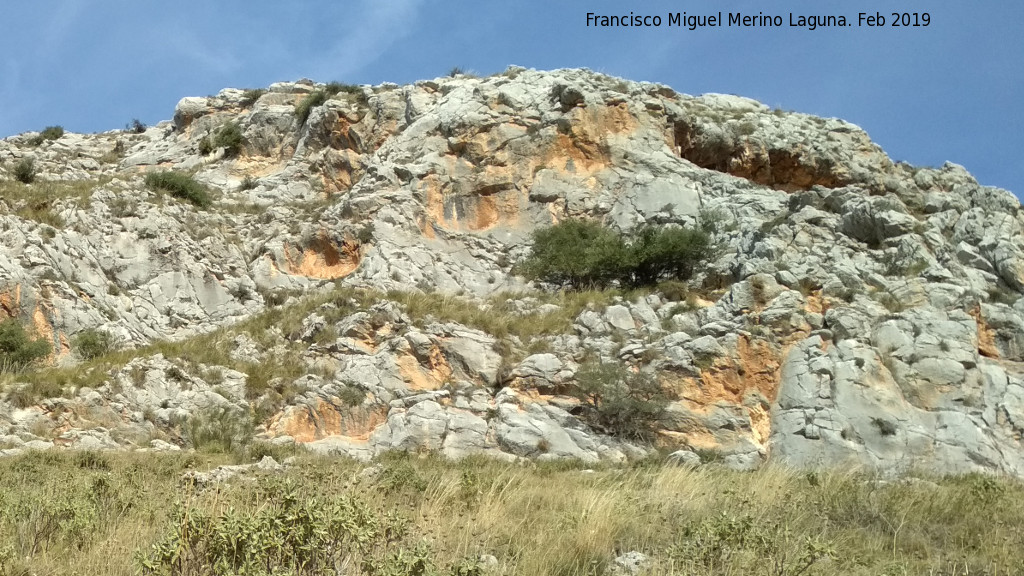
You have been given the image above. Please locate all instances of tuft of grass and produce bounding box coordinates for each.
[73,329,117,360]
[294,90,329,125]
[143,171,212,208]
[238,175,259,191]
[239,88,266,107]
[0,175,105,227]
[294,82,366,125]
[180,406,254,454]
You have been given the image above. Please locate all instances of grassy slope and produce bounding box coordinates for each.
[0,450,1021,575]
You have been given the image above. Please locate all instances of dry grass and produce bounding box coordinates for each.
[0,284,633,405]
[387,288,638,361]
[1,452,1022,575]
[0,178,110,227]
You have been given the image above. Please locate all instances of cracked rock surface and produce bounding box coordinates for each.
[1,67,1022,475]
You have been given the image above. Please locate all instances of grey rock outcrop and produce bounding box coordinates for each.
[1,67,1022,477]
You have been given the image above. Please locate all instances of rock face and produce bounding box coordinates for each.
[1,67,1022,476]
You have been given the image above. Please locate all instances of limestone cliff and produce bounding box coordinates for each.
[1,67,1023,476]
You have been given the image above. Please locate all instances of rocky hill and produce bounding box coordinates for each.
[1,67,1023,476]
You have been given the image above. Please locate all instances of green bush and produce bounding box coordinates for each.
[517,220,714,290]
[515,219,627,289]
[182,406,254,455]
[12,158,36,183]
[126,119,146,134]
[138,489,421,576]
[212,122,244,157]
[623,225,715,287]
[73,329,115,360]
[238,175,259,191]
[0,319,50,372]
[198,123,244,157]
[144,171,212,208]
[29,126,64,146]
[40,126,64,140]
[570,360,669,440]
[197,136,214,156]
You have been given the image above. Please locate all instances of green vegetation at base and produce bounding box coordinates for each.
[181,406,255,454]
[0,319,50,373]
[144,171,212,208]
[0,451,1022,576]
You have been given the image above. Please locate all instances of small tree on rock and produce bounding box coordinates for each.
[0,319,50,372]
[516,219,627,289]
[571,360,669,440]
[517,219,715,290]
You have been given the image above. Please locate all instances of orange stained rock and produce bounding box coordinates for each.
[269,400,388,443]
[747,403,771,445]
[804,290,825,315]
[594,101,638,134]
[968,305,1001,359]
[283,234,360,279]
[32,304,64,361]
[0,284,22,318]
[658,428,719,451]
[694,336,782,404]
[232,156,290,178]
[543,133,609,175]
[420,174,523,233]
[663,336,783,448]
[423,174,446,234]
[535,104,640,176]
[396,349,452,391]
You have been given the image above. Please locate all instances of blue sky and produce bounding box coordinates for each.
[2,0,1020,196]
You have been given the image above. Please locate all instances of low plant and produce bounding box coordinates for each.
[181,406,254,455]
[125,119,146,134]
[28,126,64,145]
[144,171,212,208]
[238,175,259,191]
[294,82,365,125]
[570,360,670,440]
[239,88,266,107]
[198,123,244,157]
[12,158,36,183]
[212,122,243,157]
[73,329,116,360]
[138,487,421,576]
[0,319,50,373]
